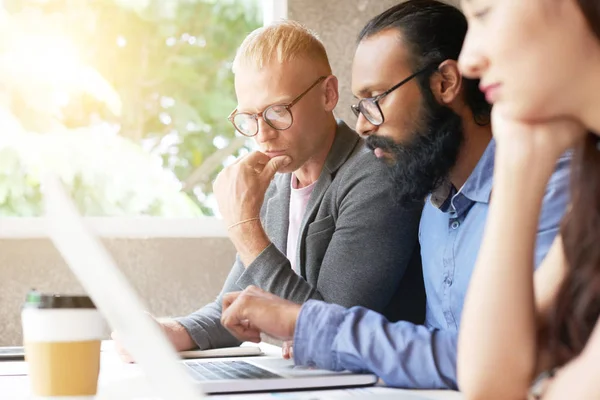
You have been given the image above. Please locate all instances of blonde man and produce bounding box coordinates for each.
[116,21,424,358]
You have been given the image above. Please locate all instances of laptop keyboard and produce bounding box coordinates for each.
[185,360,281,381]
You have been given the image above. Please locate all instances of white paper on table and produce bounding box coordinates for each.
[0,362,28,377]
[0,375,31,399]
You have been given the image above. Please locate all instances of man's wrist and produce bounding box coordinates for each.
[159,319,196,351]
[227,217,260,231]
[227,216,261,235]
[286,304,302,339]
[228,220,271,267]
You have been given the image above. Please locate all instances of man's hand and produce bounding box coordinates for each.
[221,286,301,343]
[213,151,291,267]
[112,315,195,363]
[213,151,291,228]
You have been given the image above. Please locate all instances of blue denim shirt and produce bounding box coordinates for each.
[293,140,572,389]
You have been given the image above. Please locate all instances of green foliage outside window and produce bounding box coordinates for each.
[0,0,260,216]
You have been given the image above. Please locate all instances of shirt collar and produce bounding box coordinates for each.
[429,139,496,211]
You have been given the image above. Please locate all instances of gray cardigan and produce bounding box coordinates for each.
[177,121,424,350]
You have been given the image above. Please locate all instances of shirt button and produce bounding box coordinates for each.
[445,276,453,286]
[450,220,460,230]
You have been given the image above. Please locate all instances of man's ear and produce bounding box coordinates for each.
[323,75,339,112]
[429,59,463,106]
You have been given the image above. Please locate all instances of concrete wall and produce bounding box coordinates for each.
[1,237,236,346]
[288,0,460,124]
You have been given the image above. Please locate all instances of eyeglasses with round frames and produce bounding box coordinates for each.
[228,76,327,137]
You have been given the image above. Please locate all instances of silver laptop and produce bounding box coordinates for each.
[42,175,383,397]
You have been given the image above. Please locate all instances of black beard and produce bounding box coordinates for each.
[366,95,464,207]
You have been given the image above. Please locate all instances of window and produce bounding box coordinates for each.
[0,0,268,217]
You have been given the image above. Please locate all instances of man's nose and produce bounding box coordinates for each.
[255,118,278,143]
[355,113,379,137]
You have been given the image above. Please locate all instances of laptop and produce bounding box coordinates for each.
[41,175,389,398]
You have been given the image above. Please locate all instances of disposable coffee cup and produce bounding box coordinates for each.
[22,291,103,399]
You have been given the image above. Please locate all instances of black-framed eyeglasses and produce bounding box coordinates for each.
[228,76,327,137]
[351,66,436,126]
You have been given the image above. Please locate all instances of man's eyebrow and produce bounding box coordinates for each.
[354,87,376,98]
[237,96,293,113]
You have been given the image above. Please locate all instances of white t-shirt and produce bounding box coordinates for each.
[286,174,316,274]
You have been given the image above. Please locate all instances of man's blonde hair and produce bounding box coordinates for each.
[232,20,332,74]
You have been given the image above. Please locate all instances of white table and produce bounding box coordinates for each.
[0,342,463,400]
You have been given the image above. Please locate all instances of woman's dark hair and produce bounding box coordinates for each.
[549,0,600,366]
[358,0,491,126]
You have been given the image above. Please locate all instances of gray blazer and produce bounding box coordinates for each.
[177,121,424,350]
